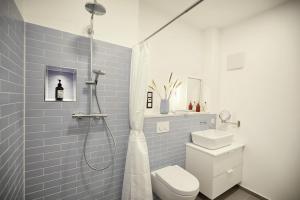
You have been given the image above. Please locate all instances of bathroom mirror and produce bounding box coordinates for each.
[187,77,202,108]
[44,66,77,102]
[219,110,231,122]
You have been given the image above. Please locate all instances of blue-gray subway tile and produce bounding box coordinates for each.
[0,67,9,81]
[25,160,60,175]
[43,175,76,190]
[25,183,43,195]
[26,29,45,41]
[26,140,44,149]
[26,23,62,38]
[25,169,43,178]
[26,62,44,72]
[26,116,62,125]
[44,186,61,197]
[26,38,61,52]
[25,144,60,156]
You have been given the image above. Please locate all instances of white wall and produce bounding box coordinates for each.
[201,29,221,113]
[218,1,300,199]
[139,2,204,113]
[15,0,139,47]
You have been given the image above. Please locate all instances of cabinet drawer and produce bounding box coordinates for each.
[213,148,243,177]
[212,165,242,199]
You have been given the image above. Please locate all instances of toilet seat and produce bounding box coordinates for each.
[154,165,199,196]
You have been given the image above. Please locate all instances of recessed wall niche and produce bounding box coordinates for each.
[45,66,77,102]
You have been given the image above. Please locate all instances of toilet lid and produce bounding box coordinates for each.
[155,165,199,196]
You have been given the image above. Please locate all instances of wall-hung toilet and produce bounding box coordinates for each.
[151,165,199,200]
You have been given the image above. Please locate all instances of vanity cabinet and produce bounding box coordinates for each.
[185,142,245,199]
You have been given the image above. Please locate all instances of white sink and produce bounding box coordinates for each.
[191,129,233,150]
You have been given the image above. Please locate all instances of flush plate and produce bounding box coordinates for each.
[156,121,169,133]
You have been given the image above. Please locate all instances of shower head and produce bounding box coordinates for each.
[93,69,105,84]
[85,0,106,35]
[85,0,106,16]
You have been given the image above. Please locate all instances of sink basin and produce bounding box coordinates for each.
[191,130,233,150]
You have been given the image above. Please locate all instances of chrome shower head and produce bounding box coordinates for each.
[85,0,106,16]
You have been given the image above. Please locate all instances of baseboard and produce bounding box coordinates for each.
[238,185,269,200]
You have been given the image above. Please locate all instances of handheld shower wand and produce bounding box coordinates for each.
[85,69,106,85]
[93,69,105,84]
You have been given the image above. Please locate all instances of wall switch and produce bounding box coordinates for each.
[146,92,153,109]
[156,121,170,133]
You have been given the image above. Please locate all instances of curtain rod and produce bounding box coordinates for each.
[138,0,204,45]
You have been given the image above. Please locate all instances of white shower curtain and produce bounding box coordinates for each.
[122,43,153,200]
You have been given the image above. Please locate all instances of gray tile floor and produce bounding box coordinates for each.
[196,186,262,200]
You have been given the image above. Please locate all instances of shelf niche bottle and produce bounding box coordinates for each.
[55,79,64,101]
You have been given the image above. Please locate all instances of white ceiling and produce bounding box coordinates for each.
[15,0,139,47]
[143,0,290,29]
[14,0,291,47]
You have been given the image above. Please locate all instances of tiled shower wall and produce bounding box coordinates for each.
[0,0,25,199]
[23,22,216,200]
[25,23,131,200]
[144,114,216,171]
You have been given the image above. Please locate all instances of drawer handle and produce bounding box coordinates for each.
[227,169,234,174]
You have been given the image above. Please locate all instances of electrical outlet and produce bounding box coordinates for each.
[156,121,169,133]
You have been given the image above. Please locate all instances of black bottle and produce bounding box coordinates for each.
[55,79,64,101]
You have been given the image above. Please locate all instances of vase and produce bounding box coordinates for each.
[160,99,169,114]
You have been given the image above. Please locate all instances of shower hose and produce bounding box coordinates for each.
[83,83,116,171]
